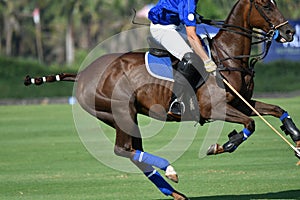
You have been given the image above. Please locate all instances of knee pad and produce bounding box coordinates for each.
[176,52,209,87]
[182,52,207,76]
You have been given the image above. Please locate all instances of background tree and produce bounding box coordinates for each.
[0,0,298,66]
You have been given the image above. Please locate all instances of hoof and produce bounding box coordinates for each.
[167,112,181,122]
[207,144,224,155]
[165,165,178,183]
[166,174,178,183]
[172,191,189,200]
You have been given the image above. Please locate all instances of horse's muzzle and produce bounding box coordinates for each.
[276,24,295,43]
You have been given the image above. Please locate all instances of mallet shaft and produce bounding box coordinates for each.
[222,79,300,155]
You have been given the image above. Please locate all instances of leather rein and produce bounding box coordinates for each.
[200,0,288,76]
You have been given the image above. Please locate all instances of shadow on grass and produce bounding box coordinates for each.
[160,190,300,200]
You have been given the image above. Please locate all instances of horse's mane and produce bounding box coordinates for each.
[224,0,242,23]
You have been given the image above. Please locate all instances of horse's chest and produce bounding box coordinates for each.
[242,74,254,97]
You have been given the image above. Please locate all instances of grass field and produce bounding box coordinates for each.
[0,97,300,200]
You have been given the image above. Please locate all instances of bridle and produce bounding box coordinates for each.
[250,0,288,32]
[132,0,290,75]
[203,0,289,73]
[247,0,289,68]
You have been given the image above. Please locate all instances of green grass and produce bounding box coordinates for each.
[0,98,300,200]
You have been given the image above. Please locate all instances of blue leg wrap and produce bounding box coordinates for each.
[242,128,253,141]
[145,170,174,196]
[280,111,289,121]
[133,150,169,171]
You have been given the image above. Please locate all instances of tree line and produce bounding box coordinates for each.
[0,0,299,65]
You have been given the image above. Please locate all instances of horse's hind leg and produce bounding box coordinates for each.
[131,135,187,199]
[250,100,300,160]
[113,116,186,199]
[132,154,188,200]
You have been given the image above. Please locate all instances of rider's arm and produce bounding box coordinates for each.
[186,26,217,72]
[180,0,210,61]
[186,26,209,61]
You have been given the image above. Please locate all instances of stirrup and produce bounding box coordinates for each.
[167,100,185,118]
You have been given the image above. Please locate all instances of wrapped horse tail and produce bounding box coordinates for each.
[24,73,78,86]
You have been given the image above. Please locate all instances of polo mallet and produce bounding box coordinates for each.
[222,78,300,156]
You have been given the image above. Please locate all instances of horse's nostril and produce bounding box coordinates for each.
[286,30,295,36]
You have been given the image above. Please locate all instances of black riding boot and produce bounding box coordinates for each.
[168,52,209,119]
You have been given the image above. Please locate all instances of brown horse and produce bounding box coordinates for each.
[25,0,299,199]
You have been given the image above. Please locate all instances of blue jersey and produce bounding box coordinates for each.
[148,0,199,26]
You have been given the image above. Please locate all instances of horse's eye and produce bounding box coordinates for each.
[263,4,272,11]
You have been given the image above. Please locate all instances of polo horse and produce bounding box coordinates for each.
[24,0,299,199]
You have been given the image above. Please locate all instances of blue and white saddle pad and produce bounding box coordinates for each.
[145,52,174,82]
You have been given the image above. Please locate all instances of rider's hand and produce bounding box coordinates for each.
[204,59,217,73]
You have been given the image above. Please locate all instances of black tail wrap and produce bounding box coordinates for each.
[280,117,300,142]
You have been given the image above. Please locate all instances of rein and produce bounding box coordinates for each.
[199,0,288,74]
[131,0,289,75]
[201,18,272,75]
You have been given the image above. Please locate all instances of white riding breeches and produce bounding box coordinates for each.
[150,23,193,60]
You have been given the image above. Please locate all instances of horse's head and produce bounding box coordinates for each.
[248,0,295,43]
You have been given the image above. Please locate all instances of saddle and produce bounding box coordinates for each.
[147,37,170,57]
[145,37,211,123]
[146,36,211,89]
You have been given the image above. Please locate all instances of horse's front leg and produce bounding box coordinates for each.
[250,100,300,161]
[206,104,256,155]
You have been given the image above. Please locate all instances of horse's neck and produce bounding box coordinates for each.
[213,1,252,68]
